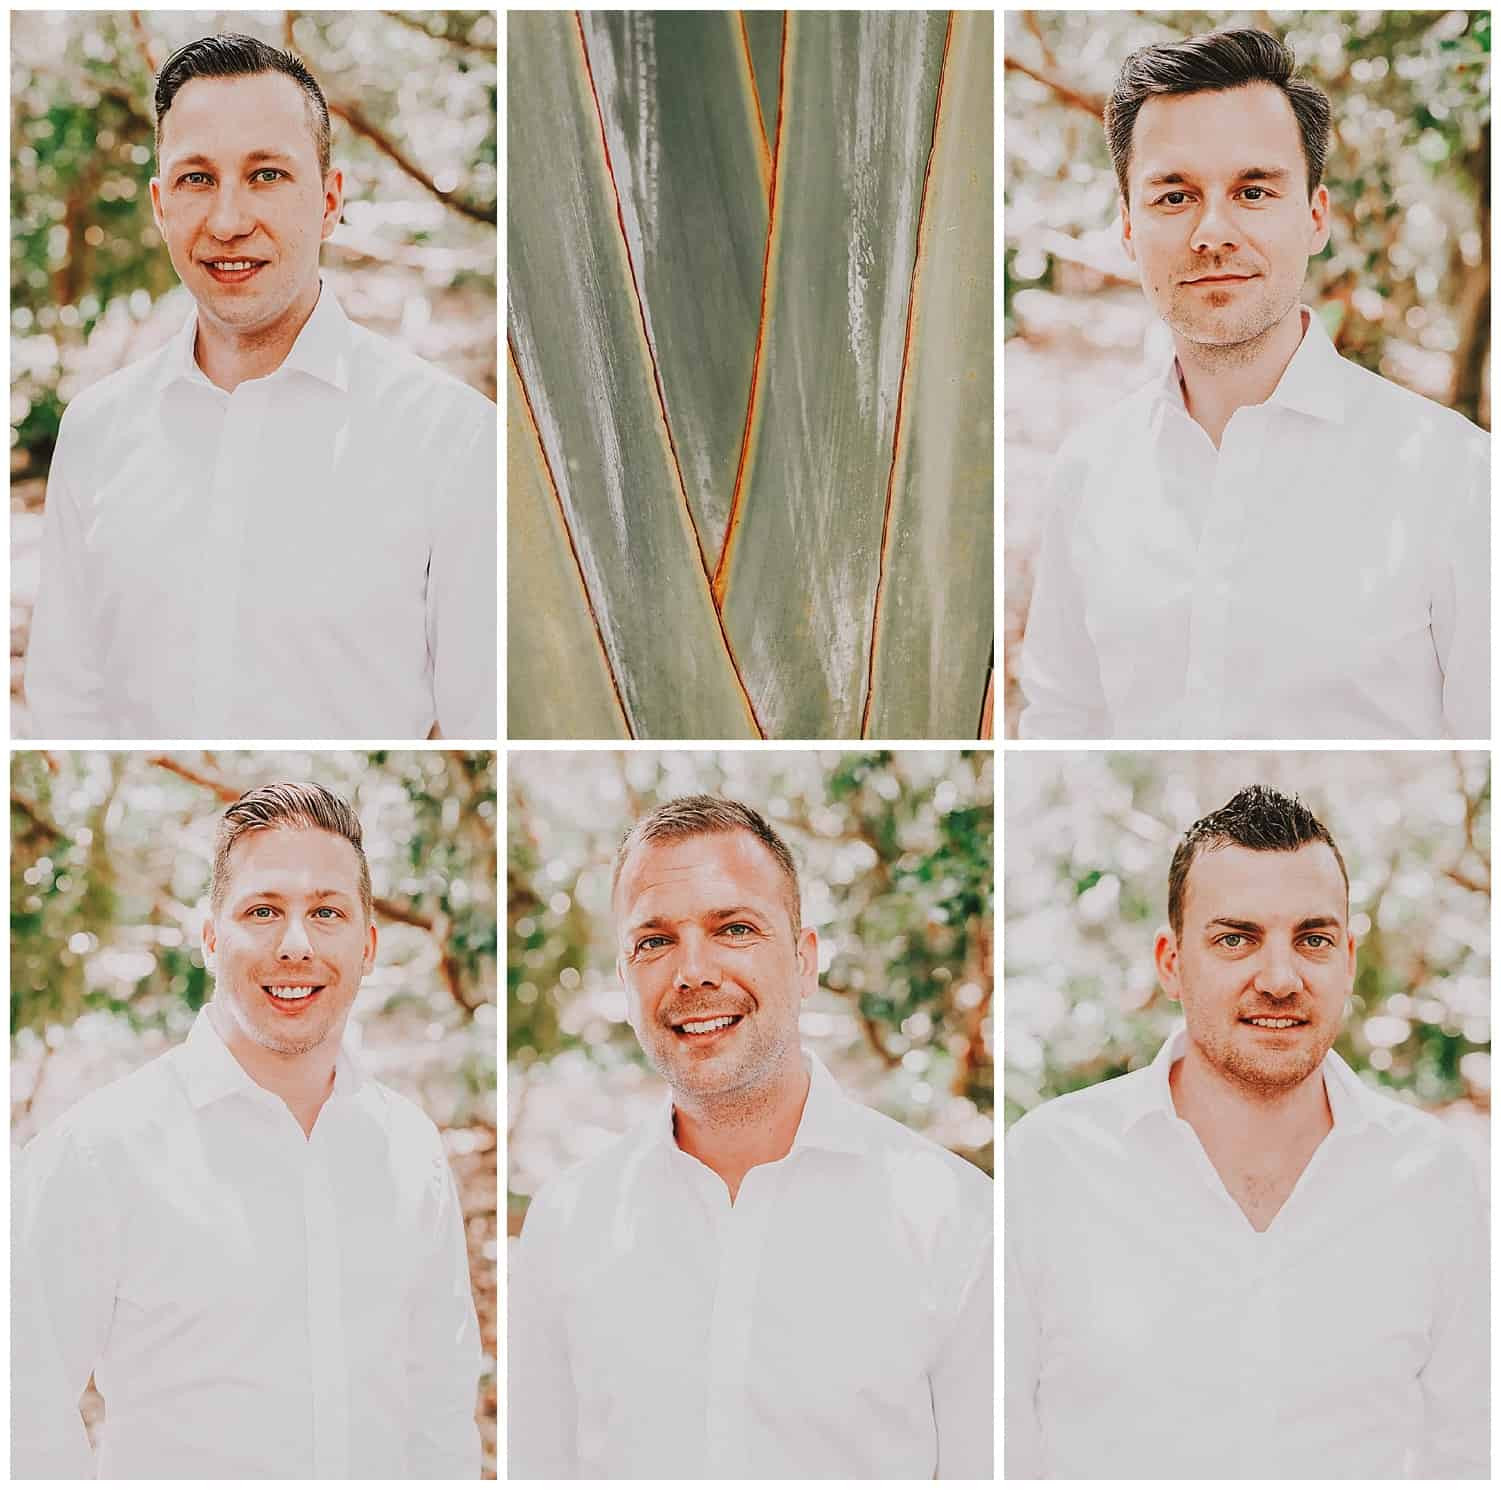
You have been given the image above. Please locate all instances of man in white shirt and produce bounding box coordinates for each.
[24,33,496,740]
[1006,785,1488,1478]
[508,795,993,1478]
[13,782,482,1478]
[1018,28,1488,739]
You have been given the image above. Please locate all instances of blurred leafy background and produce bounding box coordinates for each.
[11,749,499,1477]
[508,750,995,1238]
[1004,752,1490,1175]
[10,9,497,732]
[1003,10,1490,734]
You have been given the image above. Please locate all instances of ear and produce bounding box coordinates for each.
[795,926,818,1001]
[1120,198,1137,265]
[1154,925,1183,1003]
[149,176,166,239]
[1308,182,1331,256]
[321,166,344,242]
[1343,927,1357,980]
[363,919,378,976]
[201,914,217,971]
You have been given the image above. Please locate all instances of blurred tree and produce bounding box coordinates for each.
[508,750,994,1216]
[1004,751,1491,1133]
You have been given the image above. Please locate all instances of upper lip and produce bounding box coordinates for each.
[1184,271,1255,283]
[202,255,268,266]
[1240,1012,1308,1022]
[668,1010,744,1028]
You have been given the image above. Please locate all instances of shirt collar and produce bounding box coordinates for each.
[177,1004,368,1111]
[1150,305,1348,426]
[157,278,353,398]
[648,1049,867,1159]
[1122,1024,1398,1138]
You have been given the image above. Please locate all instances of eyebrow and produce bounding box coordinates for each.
[241,887,355,903]
[1205,914,1342,934]
[170,149,295,171]
[626,905,766,936]
[1144,165,1292,189]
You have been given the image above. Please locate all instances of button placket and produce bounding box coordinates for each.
[303,1118,349,1479]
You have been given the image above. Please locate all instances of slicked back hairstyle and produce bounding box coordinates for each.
[210,782,371,919]
[1167,785,1348,938]
[154,32,332,176]
[612,794,802,934]
[1105,28,1331,204]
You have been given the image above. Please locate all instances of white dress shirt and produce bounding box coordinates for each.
[1019,310,1489,739]
[509,1053,993,1479]
[12,1009,482,1479]
[1005,1028,1489,1479]
[24,283,496,740]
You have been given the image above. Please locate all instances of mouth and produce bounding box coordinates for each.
[1185,273,1255,287]
[668,1012,745,1043]
[263,983,325,1012]
[1239,1015,1309,1032]
[202,258,268,285]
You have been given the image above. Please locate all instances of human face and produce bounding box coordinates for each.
[615,830,816,1103]
[150,72,341,345]
[203,826,376,1059]
[1155,841,1354,1095]
[1121,83,1330,351]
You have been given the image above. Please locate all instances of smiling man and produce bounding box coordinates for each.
[24,33,496,740]
[1005,785,1488,1478]
[1018,28,1488,740]
[13,782,481,1478]
[508,795,993,1479]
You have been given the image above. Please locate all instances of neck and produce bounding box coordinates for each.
[672,1053,811,1203]
[193,277,321,393]
[1169,1039,1332,1160]
[1172,303,1306,448]
[208,998,339,1137]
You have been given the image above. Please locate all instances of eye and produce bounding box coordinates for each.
[179,171,212,186]
[311,906,341,920]
[248,905,277,919]
[1302,933,1334,949]
[636,934,670,954]
[252,168,286,183]
[1216,933,1247,949]
[1157,190,1192,207]
[722,922,756,938]
[1239,185,1269,201]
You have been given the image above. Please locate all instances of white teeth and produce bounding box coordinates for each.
[1246,1017,1300,1029]
[210,260,258,271]
[267,985,317,1001]
[680,1016,735,1034]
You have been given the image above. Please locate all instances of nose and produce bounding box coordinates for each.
[1189,195,1240,256]
[672,932,721,992]
[277,915,313,961]
[1251,942,1300,999]
[205,180,256,242]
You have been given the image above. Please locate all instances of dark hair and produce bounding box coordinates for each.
[612,794,801,932]
[155,33,331,176]
[1167,785,1348,938]
[1106,28,1331,203]
[210,782,371,918]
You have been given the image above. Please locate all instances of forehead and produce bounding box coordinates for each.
[158,71,319,168]
[615,830,789,920]
[1131,81,1304,183]
[1181,841,1346,926]
[221,825,361,896]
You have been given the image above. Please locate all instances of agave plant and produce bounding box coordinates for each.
[508,10,993,740]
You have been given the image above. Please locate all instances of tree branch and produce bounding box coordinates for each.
[1003,56,1104,119]
[381,9,497,57]
[147,755,240,801]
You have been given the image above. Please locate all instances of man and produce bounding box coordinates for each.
[508,795,993,1478]
[13,782,481,1478]
[1018,28,1488,739]
[24,34,496,739]
[1005,786,1488,1478]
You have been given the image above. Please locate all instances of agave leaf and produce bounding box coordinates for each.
[717,11,950,739]
[506,349,631,740]
[863,12,994,739]
[741,10,784,168]
[507,11,761,739]
[580,12,768,563]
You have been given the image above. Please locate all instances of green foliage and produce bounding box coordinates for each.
[1005,752,1491,1129]
[508,751,994,1191]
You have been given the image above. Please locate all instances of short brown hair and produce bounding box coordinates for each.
[1106,28,1331,203]
[612,795,801,932]
[1167,785,1348,938]
[210,782,371,918]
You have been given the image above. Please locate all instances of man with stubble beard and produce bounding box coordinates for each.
[1005,786,1487,1478]
[508,795,993,1479]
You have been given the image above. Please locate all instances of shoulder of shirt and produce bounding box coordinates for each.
[1006,1064,1155,1162]
[346,319,494,426]
[22,1043,183,1161]
[359,1074,449,1159]
[836,1090,993,1210]
[1332,348,1489,451]
[55,340,177,437]
[1350,1075,1482,1178]
[1051,376,1161,468]
[523,1116,656,1225]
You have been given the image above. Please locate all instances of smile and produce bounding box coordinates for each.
[264,983,323,1004]
[1241,1016,1307,1029]
[1185,274,1254,286]
[202,259,267,283]
[671,1013,744,1040]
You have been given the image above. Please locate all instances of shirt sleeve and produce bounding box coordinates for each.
[1017,451,1110,739]
[428,400,497,739]
[929,1228,994,1479]
[1413,1142,1488,1477]
[1003,1129,1046,1479]
[507,1185,579,1477]
[12,1127,123,1478]
[1431,430,1489,739]
[24,412,109,736]
[404,1148,483,1478]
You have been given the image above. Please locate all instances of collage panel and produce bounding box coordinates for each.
[1003,11,1490,740]
[507,747,994,1477]
[1003,749,1490,1477]
[11,750,498,1477]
